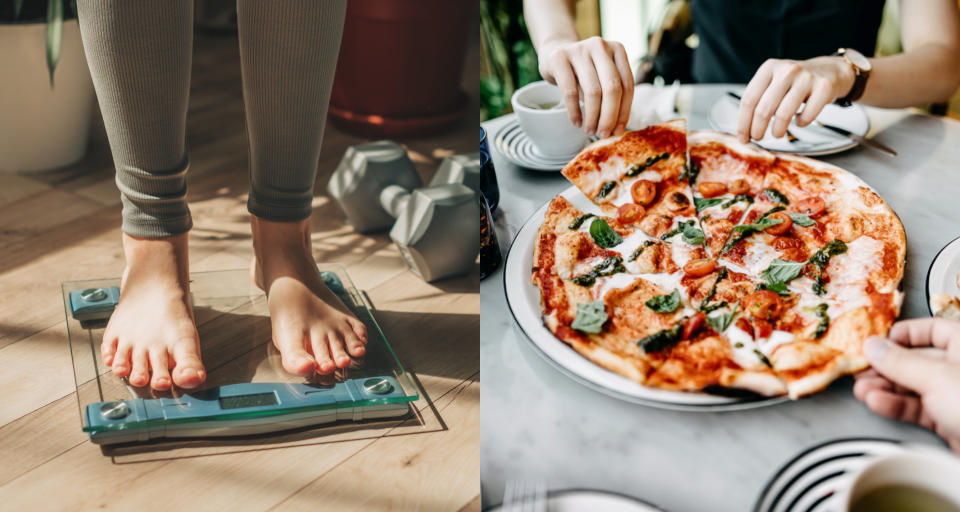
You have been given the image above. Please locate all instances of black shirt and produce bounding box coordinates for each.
[690,0,886,83]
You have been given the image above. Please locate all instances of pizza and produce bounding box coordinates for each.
[531,122,906,399]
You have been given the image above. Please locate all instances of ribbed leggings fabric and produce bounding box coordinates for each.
[76,0,347,237]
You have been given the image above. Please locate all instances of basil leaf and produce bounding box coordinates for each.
[568,213,595,230]
[596,181,617,200]
[571,300,609,334]
[661,219,699,242]
[694,197,725,212]
[707,300,740,333]
[720,193,755,209]
[763,188,790,205]
[757,282,791,296]
[700,267,728,311]
[808,239,848,295]
[754,349,773,368]
[646,289,681,313]
[732,216,783,233]
[681,225,705,246]
[812,303,830,338]
[761,258,805,285]
[687,159,701,185]
[628,240,658,262]
[589,218,623,248]
[786,212,815,227]
[571,255,626,287]
[637,321,684,353]
[625,152,670,177]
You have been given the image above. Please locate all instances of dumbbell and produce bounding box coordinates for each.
[327,142,481,282]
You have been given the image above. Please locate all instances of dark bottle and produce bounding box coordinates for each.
[479,192,501,280]
[480,126,500,213]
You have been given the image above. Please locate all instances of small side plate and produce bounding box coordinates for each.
[926,236,960,315]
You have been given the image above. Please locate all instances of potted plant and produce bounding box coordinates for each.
[328,0,475,138]
[0,0,95,172]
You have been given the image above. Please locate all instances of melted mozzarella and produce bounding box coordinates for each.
[739,236,780,276]
[725,324,764,368]
[636,271,683,293]
[758,330,795,356]
[593,272,641,301]
[611,230,658,273]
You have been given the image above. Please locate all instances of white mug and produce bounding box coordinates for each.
[511,80,589,159]
[842,447,960,511]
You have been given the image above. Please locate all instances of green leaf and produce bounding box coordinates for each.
[720,193,755,209]
[812,303,830,338]
[571,255,626,287]
[786,213,815,227]
[732,216,783,233]
[14,0,23,18]
[646,289,681,313]
[589,218,623,248]
[625,152,670,177]
[707,300,740,333]
[571,300,609,334]
[763,188,790,205]
[46,0,64,88]
[757,282,791,296]
[568,214,595,230]
[681,225,705,246]
[761,258,805,285]
[637,321,684,352]
[694,197,725,212]
[595,181,617,200]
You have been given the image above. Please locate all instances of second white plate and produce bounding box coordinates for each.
[709,90,869,156]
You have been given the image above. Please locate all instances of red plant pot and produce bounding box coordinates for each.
[329,0,473,138]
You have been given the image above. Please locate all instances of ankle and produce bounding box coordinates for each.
[251,216,313,262]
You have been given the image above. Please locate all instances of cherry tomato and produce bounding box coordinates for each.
[729,178,750,195]
[683,258,717,278]
[764,211,793,236]
[683,312,707,340]
[735,317,754,338]
[630,180,658,206]
[698,181,728,198]
[753,318,774,339]
[794,196,827,217]
[617,203,645,224]
[743,290,783,320]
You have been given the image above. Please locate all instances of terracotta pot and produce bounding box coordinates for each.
[329,0,473,138]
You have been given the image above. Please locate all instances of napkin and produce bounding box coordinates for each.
[625,81,680,131]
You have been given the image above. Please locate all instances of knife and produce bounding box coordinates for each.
[726,91,897,156]
[813,121,897,157]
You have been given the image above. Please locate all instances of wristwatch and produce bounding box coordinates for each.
[834,48,871,107]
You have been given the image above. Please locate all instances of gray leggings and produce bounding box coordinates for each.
[77,0,346,237]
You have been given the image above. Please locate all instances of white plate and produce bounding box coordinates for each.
[503,186,788,411]
[488,489,662,512]
[494,118,587,172]
[754,437,903,512]
[926,236,960,315]
[709,89,870,156]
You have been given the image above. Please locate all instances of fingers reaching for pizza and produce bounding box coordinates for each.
[736,56,856,143]
[538,36,635,138]
[854,318,960,454]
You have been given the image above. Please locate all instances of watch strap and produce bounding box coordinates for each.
[834,49,869,107]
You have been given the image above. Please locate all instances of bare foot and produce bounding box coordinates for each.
[251,216,368,376]
[101,233,205,390]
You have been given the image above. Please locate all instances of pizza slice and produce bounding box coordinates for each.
[687,131,775,257]
[561,119,691,238]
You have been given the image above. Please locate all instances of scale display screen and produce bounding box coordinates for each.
[219,392,279,410]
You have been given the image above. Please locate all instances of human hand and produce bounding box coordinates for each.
[736,56,856,143]
[538,36,634,138]
[854,318,960,454]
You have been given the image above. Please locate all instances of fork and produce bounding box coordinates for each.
[502,480,548,512]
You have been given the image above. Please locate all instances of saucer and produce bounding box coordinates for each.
[494,118,585,171]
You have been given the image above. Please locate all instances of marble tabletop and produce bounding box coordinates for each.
[480,84,960,511]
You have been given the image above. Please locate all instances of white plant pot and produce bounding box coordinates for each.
[0,19,95,173]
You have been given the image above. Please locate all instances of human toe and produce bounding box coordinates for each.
[149,347,172,391]
[128,348,150,387]
[327,332,352,369]
[171,339,206,388]
[310,330,336,374]
[111,342,132,377]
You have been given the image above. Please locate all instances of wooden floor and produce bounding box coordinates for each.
[0,28,480,511]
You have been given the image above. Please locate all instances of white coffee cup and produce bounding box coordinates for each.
[842,447,960,511]
[511,80,588,159]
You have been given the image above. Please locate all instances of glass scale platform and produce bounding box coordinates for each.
[62,265,418,445]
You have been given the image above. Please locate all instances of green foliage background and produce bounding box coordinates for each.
[480,0,541,121]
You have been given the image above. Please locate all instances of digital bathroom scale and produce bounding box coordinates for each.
[61,265,418,445]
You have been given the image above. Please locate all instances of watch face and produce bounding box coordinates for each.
[844,48,872,72]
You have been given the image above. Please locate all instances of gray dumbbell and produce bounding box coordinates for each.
[380,183,480,282]
[327,141,423,233]
[429,152,480,193]
[328,142,481,281]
